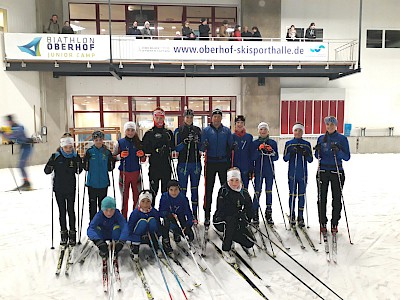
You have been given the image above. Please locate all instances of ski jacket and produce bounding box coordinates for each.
[315,131,350,171]
[232,132,253,173]
[174,123,202,164]
[44,150,83,193]
[198,24,210,38]
[251,137,279,177]
[121,207,161,240]
[127,27,142,36]
[83,145,114,188]
[213,183,254,222]
[201,124,233,163]
[159,192,193,227]
[87,209,127,241]
[143,126,174,169]
[283,138,313,178]
[114,137,142,172]
[2,123,31,144]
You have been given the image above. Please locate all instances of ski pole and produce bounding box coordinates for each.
[111,169,116,200]
[315,146,323,243]
[79,171,87,243]
[333,153,353,245]
[184,139,191,176]
[147,233,174,300]
[268,154,287,230]
[247,221,343,300]
[289,151,298,227]
[8,166,21,194]
[302,155,310,228]
[77,161,81,245]
[51,188,55,250]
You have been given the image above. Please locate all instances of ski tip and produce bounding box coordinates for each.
[301,246,306,249]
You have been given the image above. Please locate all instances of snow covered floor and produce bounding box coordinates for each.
[1,154,399,300]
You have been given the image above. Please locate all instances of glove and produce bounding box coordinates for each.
[183,138,190,144]
[114,240,124,255]
[167,213,178,224]
[231,142,238,151]
[314,144,321,151]
[301,147,308,156]
[136,150,144,157]
[331,144,340,153]
[121,150,129,158]
[265,144,273,153]
[95,240,108,258]
[203,140,209,150]
[258,143,266,151]
[248,171,254,180]
[155,145,166,155]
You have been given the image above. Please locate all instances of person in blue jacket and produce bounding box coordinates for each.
[200,108,234,227]
[315,116,350,234]
[174,109,202,221]
[87,196,127,258]
[252,122,279,225]
[159,180,194,254]
[83,131,115,221]
[232,115,253,189]
[0,114,33,190]
[283,123,313,227]
[123,190,161,261]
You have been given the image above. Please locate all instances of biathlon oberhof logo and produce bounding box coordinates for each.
[18,37,42,56]
[310,45,325,53]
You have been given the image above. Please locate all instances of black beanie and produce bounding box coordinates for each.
[167,180,180,189]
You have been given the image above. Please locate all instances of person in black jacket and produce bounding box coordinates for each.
[305,22,317,41]
[252,26,262,41]
[44,133,83,246]
[127,21,142,37]
[61,21,74,34]
[199,18,210,40]
[182,20,193,38]
[142,108,174,206]
[213,168,254,263]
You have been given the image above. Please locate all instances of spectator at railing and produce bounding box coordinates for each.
[219,20,229,41]
[61,21,74,34]
[142,21,155,39]
[252,26,262,41]
[174,31,183,40]
[305,22,317,41]
[232,25,242,41]
[127,21,142,37]
[182,20,194,38]
[241,26,252,41]
[45,14,60,34]
[187,32,197,40]
[199,18,210,40]
[286,25,298,41]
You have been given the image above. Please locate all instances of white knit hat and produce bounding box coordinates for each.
[124,121,136,132]
[258,122,269,131]
[292,123,305,132]
[138,191,153,203]
[227,168,241,182]
[60,137,74,147]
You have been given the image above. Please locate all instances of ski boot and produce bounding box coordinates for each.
[297,216,305,228]
[266,211,274,225]
[131,244,140,261]
[222,250,236,264]
[60,230,68,246]
[162,238,174,257]
[68,230,76,246]
[251,212,260,228]
[289,214,296,227]
[331,225,338,235]
[19,180,31,191]
[186,228,195,243]
[320,224,327,234]
[204,217,210,228]
[173,233,181,243]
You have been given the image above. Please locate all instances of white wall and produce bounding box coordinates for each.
[281,0,400,135]
[0,0,40,137]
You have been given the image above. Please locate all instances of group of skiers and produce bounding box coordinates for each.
[37,107,350,263]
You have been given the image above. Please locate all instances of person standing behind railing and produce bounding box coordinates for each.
[61,21,74,34]
[286,25,298,42]
[45,14,60,34]
[142,21,155,39]
[232,25,242,41]
[241,26,253,41]
[182,20,193,38]
[219,20,229,41]
[127,21,142,37]
[305,22,317,41]
[252,26,262,41]
[199,18,210,40]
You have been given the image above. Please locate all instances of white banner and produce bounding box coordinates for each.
[4,33,110,61]
[113,38,329,62]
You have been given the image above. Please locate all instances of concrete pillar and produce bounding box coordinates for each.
[241,0,281,136]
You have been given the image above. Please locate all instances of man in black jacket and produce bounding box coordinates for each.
[127,21,142,37]
[142,108,174,205]
[199,18,210,40]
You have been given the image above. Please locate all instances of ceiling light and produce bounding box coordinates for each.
[181,62,185,70]
[101,29,106,32]
[239,63,244,70]
[150,61,154,69]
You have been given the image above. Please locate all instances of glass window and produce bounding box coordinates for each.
[100,21,127,35]
[165,116,179,131]
[188,97,209,111]
[0,9,8,33]
[74,96,100,111]
[160,97,181,111]
[127,5,155,24]
[158,22,183,38]
[69,4,96,20]
[158,6,183,22]
[366,30,383,48]
[213,97,235,111]
[215,7,236,20]
[103,97,129,111]
[187,6,211,19]
[133,97,157,111]
[99,4,125,20]
[136,113,154,138]
[103,113,130,133]
[385,30,400,48]
[221,114,231,128]
[70,21,97,35]
[74,113,101,127]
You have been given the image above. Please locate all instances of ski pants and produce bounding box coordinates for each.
[88,187,108,221]
[253,175,274,213]
[204,162,229,219]
[149,166,171,206]
[214,216,254,252]
[130,217,159,245]
[92,224,122,241]
[288,175,307,219]
[177,162,201,216]
[55,191,76,232]
[19,143,32,180]
[316,170,345,227]
[119,170,141,219]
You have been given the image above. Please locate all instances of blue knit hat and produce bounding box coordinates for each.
[101,196,116,211]
[324,116,338,126]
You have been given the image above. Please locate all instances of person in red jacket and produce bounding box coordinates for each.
[232,25,242,41]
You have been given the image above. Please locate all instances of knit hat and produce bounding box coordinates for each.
[92,130,104,140]
[101,196,116,211]
[5,115,13,122]
[124,121,136,132]
[292,123,305,132]
[258,122,269,131]
[183,109,194,117]
[167,180,180,189]
[227,168,241,182]
[235,115,245,123]
[60,136,74,147]
[324,116,338,126]
[201,17,206,22]
[138,190,153,203]
[212,108,222,116]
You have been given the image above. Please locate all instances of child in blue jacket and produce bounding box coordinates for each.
[283,123,313,227]
[87,196,127,257]
[83,130,115,221]
[159,180,194,254]
[124,190,161,260]
[251,122,279,225]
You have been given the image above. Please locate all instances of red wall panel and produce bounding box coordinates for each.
[289,101,297,133]
[321,101,329,132]
[281,101,289,134]
[337,100,345,133]
[305,100,313,134]
[313,101,321,134]
[296,101,305,129]
[329,100,337,118]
